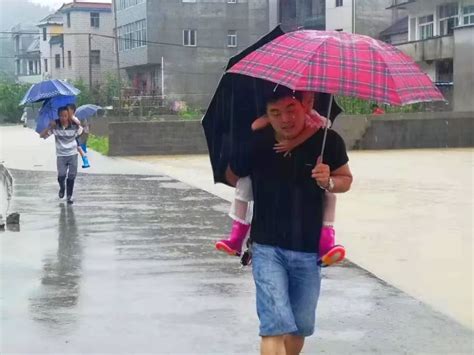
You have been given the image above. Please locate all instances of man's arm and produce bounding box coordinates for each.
[311,162,353,193]
[39,121,56,139]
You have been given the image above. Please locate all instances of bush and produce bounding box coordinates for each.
[336,96,422,115]
[0,79,30,123]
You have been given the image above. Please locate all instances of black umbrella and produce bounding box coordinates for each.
[202,25,342,186]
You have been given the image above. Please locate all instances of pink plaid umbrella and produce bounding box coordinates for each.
[227,30,444,106]
[228,30,444,158]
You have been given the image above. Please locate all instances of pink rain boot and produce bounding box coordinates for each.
[215,220,250,256]
[318,226,345,267]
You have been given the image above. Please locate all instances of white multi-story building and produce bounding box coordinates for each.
[38,12,63,80]
[38,1,116,88]
[325,0,396,38]
[388,0,474,111]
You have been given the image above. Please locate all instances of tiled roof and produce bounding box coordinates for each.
[59,2,112,12]
[38,12,63,26]
[380,16,408,37]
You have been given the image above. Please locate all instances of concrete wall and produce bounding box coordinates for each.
[108,120,208,156]
[354,111,474,149]
[453,25,474,112]
[107,112,473,156]
[396,35,454,62]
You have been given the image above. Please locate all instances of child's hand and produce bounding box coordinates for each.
[273,140,296,157]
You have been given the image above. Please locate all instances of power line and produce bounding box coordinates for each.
[0,31,243,50]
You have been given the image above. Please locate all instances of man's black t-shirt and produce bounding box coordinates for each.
[237,126,348,253]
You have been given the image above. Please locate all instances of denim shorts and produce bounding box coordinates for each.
[251,243,321,337]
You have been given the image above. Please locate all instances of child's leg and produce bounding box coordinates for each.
[215,176,253,256]
[323,191,336,226]
[78,143,90,168]
[319,192,345,266]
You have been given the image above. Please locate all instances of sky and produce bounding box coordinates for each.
[29,0,111,10]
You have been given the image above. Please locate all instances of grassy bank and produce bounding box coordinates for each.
[87,134,109,155]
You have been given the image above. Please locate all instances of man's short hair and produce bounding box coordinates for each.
[263,84,303,107]
[66,103,77,112]
[58,106,69,116]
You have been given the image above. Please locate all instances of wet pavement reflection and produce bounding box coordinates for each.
[1,169,472,354]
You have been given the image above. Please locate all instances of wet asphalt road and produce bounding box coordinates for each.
[1,169,472,354]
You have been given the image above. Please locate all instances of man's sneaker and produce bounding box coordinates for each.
[66,196,74,205]
[59,189,65,199]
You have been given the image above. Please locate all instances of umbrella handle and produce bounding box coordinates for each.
[319,94,333,163]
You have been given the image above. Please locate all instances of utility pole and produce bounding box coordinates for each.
[88,33,92,90]
[113,0,122,115]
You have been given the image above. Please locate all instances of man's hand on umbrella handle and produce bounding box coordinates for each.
[312,161,330,189]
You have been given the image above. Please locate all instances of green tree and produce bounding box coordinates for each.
[73,78,94,107]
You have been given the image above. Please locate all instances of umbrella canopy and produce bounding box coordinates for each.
[35,95,76,133]
[20,79,80,105]
[228,30,445,106]
[202,26,342,185]
[75,104,102,120]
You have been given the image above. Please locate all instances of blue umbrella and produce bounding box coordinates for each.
[35,95,76,133]
[75,104,102,120]
[20,79,80,105]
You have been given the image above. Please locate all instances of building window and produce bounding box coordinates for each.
[67,13,71,27]
[117,0,145,11]
[55,54,61,68]
[228,0,237,3]
[438,3,459,36]
[183,29,197,46]
[90,50,100,65]
[42,27,47,41]
[117,19,147,51]
[436,59,453,82]
[462,5,474,25]
[227,30,237,47]
[28,61,33,74]
[336,0,343,7]
[418,15,434,39]
[90,12,100,28]
[44,58,48,72]
[68,51,72,67]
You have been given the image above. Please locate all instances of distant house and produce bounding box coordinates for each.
[38,1,116,88]
[11,24,41,84]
